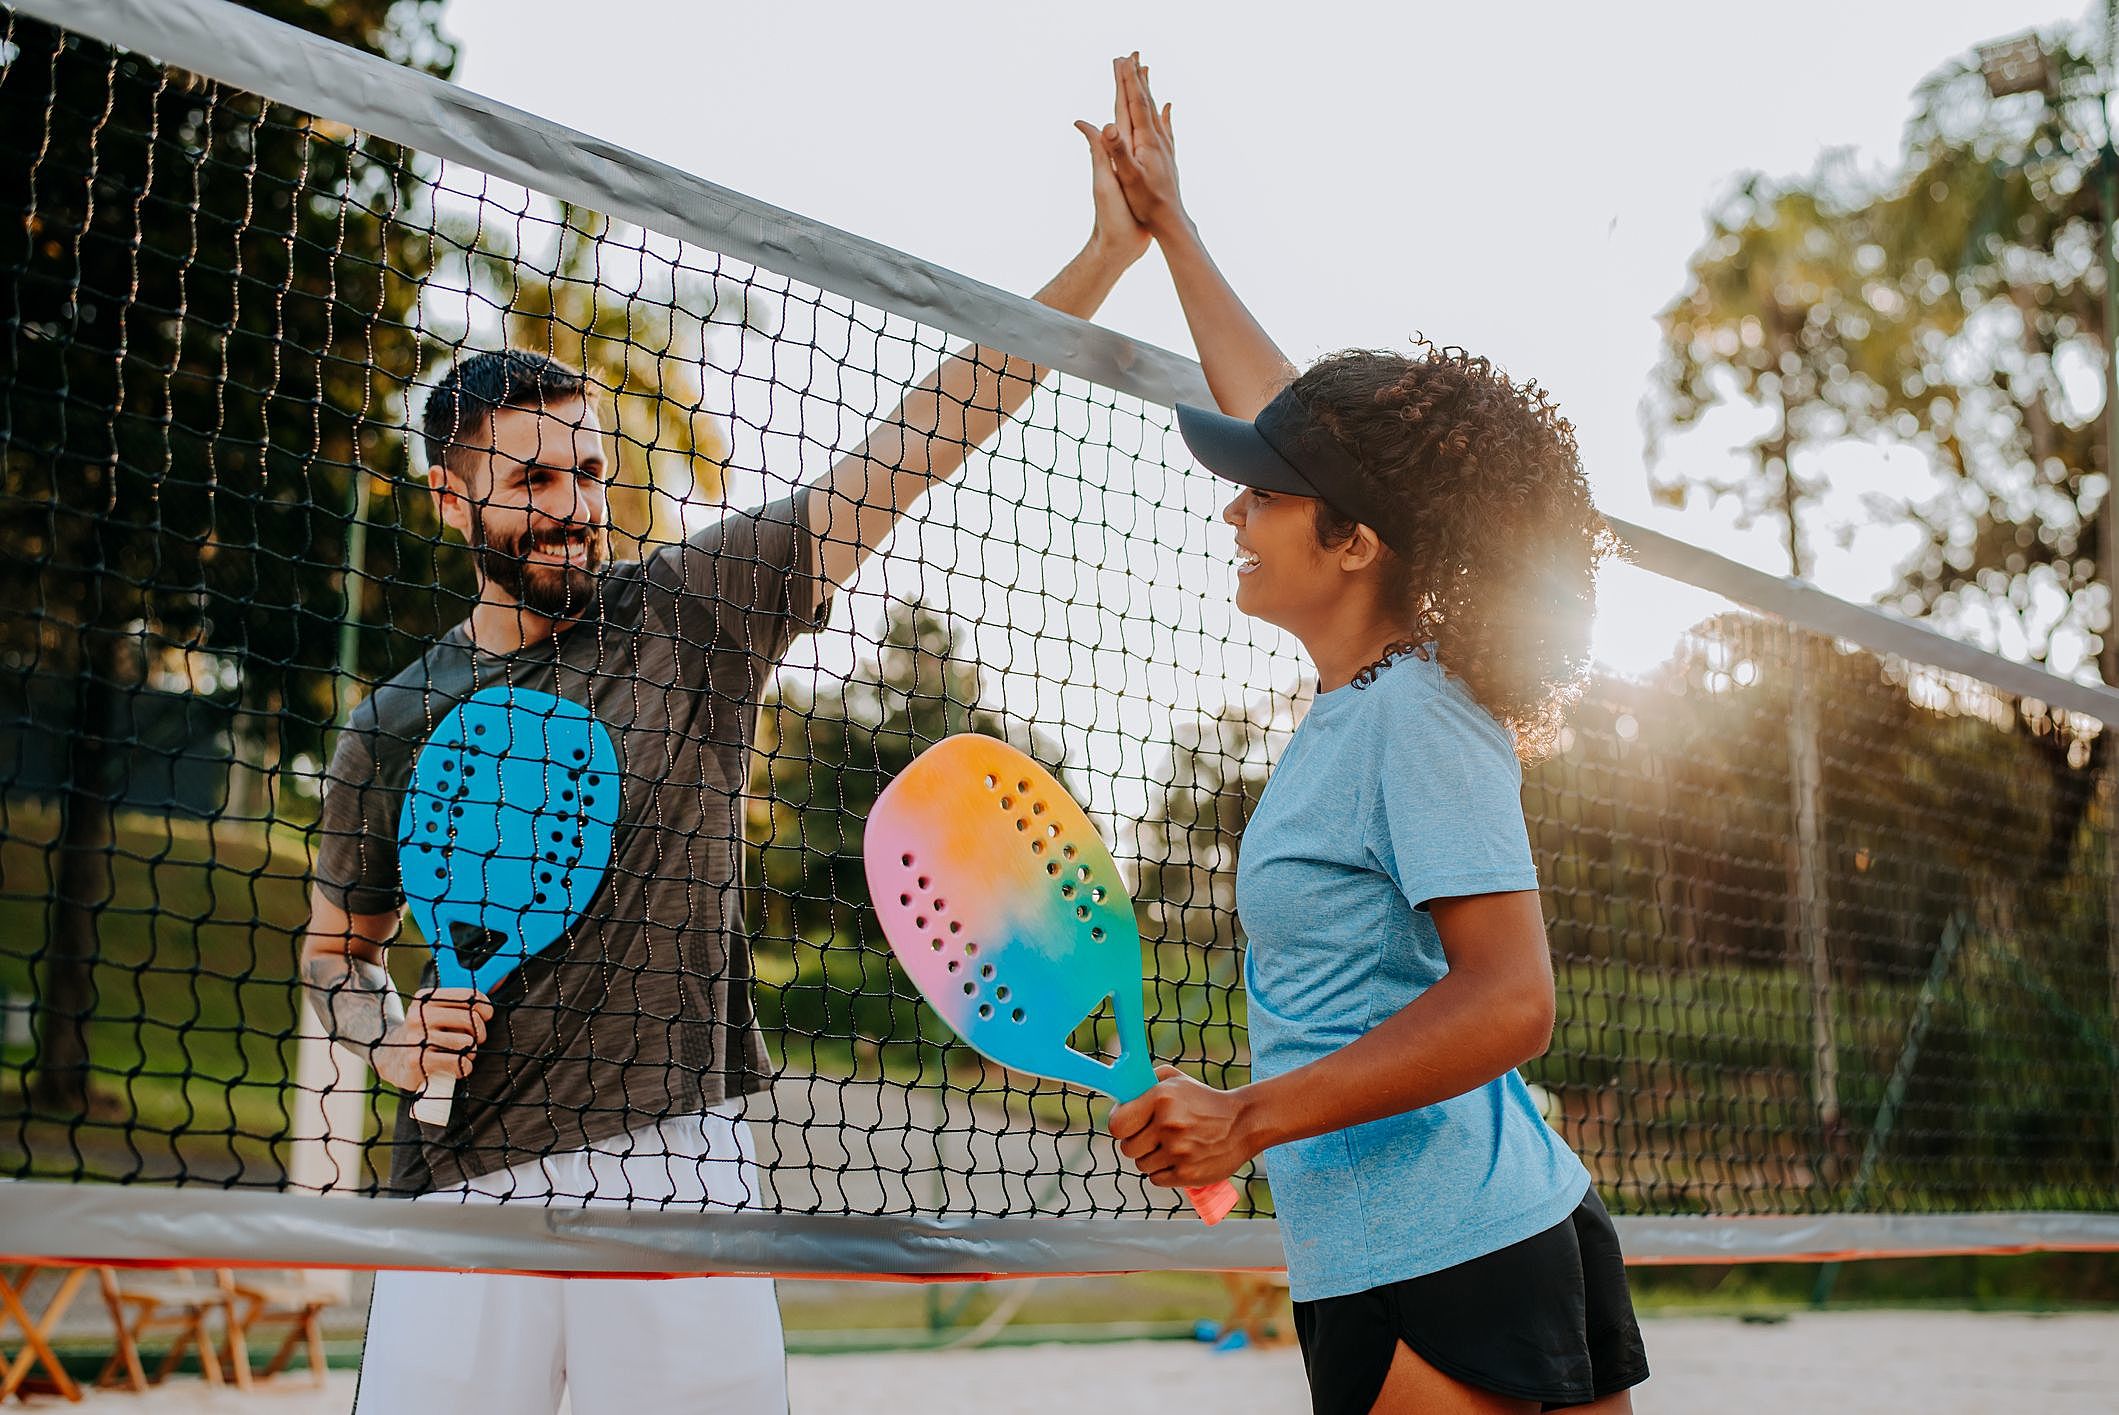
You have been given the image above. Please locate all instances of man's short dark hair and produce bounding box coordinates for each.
[421,349,589,476]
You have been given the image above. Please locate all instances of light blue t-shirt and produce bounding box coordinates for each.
[1237,651,1590,1301]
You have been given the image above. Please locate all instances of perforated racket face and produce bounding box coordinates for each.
[864,734,1158,1100]
[397,686,622,995]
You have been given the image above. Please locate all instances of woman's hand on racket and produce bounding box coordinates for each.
[1110,1063,1257,1189]
[375,986,492,1093]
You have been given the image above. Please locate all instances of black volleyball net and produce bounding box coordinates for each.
[2,0,2115,1278]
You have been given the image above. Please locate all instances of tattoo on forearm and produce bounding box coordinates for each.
[302,954,405,1064]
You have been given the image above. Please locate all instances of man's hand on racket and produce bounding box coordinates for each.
[1110,1063,1257,1189]
[375,987,492,1094]
[1099,53,1188,242]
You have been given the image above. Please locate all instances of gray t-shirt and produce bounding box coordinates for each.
[314,494,830,1193]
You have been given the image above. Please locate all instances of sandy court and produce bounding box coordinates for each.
[19,1310,2118,1413]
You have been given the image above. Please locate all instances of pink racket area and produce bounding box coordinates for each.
[2,1,2117,1411]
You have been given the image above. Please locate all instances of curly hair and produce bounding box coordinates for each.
[1296,343,1620,760]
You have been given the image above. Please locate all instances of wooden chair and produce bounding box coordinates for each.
[95,1266,229,1392]
[219,1269,347,1388]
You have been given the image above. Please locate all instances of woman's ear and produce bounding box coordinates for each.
[1338,523,1386,574]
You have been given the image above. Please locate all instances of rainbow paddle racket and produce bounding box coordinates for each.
[397,685,621,1126]
[863,733,1240,1224]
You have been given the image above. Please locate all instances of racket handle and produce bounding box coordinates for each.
[1184,1180,1240,1226]
[409,1073,455,1128]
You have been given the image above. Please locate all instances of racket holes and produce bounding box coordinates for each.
[983,774,997,790]
[1076,905,1091,920]
[1045,863,1060,876]
[947,960,961,974]
[1016,779,1029,793]
[563,790,574,802]
[915,916,928,929]
[551,830,564,843]
[1062,844,1077,860]
[930,939,944,951]
[452,805,465,818]
[572,748,586,761]
[932,898,946,911]
[899,894,912,907]
[587,774,601,787]
[1092,887,1106,903]
[1060,884,1075,898]
[540,871,553,883]
[473,723,486,736]
[948,921,962,934]
[1015,819,1028,832]
[425,821,438,833]
[964,941,979,956]
[434,867,446,880]
[962,982,976,996]
[1091,927,1105,941]
[534,891,547,904]
[978,1004,993,1020]
[979,964,994,979]
[901,853,914,867]
[995,986,1010,1001]
[1076,865,1091,881]
[1030,840,1045,855]
[463,764,477,778]
[1010,1008,1025,1023]
[917,876,930,890]
[582,795,596,809]
[1000,795,1014,810]
[545,850,559,863]
[1046,825,1060,839]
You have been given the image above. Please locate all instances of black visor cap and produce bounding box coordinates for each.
[1176,391,1321,497]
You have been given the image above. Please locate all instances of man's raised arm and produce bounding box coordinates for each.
[808,114,1153,589]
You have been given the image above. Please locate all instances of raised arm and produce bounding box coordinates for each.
[300,888,490,1096]
[1098,54,1296,418]
[807,117,1153,589]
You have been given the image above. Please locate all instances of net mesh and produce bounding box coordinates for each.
[2,7,2115,1251]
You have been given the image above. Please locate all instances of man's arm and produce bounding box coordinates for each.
[807,117,1153,589]
[301,887,490,1094]
[1099,54,1296,418]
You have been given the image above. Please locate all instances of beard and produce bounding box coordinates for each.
[470,514,608,619]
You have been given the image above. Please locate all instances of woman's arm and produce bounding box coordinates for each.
[1097,54,1296,418]
[1109,890,1556,1189]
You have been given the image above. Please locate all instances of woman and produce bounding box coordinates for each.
[1093,56,1649,1415]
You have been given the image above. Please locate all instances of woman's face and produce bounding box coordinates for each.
[1222,487,1342,633]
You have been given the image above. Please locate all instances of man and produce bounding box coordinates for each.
[303,127,1150,1413]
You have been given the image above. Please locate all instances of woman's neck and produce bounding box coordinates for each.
[1303,613,1422,693]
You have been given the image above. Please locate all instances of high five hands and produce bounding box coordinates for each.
[1078,53,1190,249]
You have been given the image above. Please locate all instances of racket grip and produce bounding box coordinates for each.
[1184,1180,1240,1225]
[409,1073,455,1128]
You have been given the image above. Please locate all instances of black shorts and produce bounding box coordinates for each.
[1291,1189,1648,1414]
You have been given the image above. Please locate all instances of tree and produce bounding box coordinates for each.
[1133,703,1278,953]
[0,3,453,1116]
[1650,18,2107,881]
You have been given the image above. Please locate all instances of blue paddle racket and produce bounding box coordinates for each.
[396,685,621,1126]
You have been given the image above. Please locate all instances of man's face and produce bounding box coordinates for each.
[436,397,613,618]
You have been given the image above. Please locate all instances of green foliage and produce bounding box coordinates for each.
[1651,20,2108,659]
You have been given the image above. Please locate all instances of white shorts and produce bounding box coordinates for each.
[355,1106,786,1415]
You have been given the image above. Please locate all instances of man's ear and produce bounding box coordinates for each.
[428,459,473,543]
